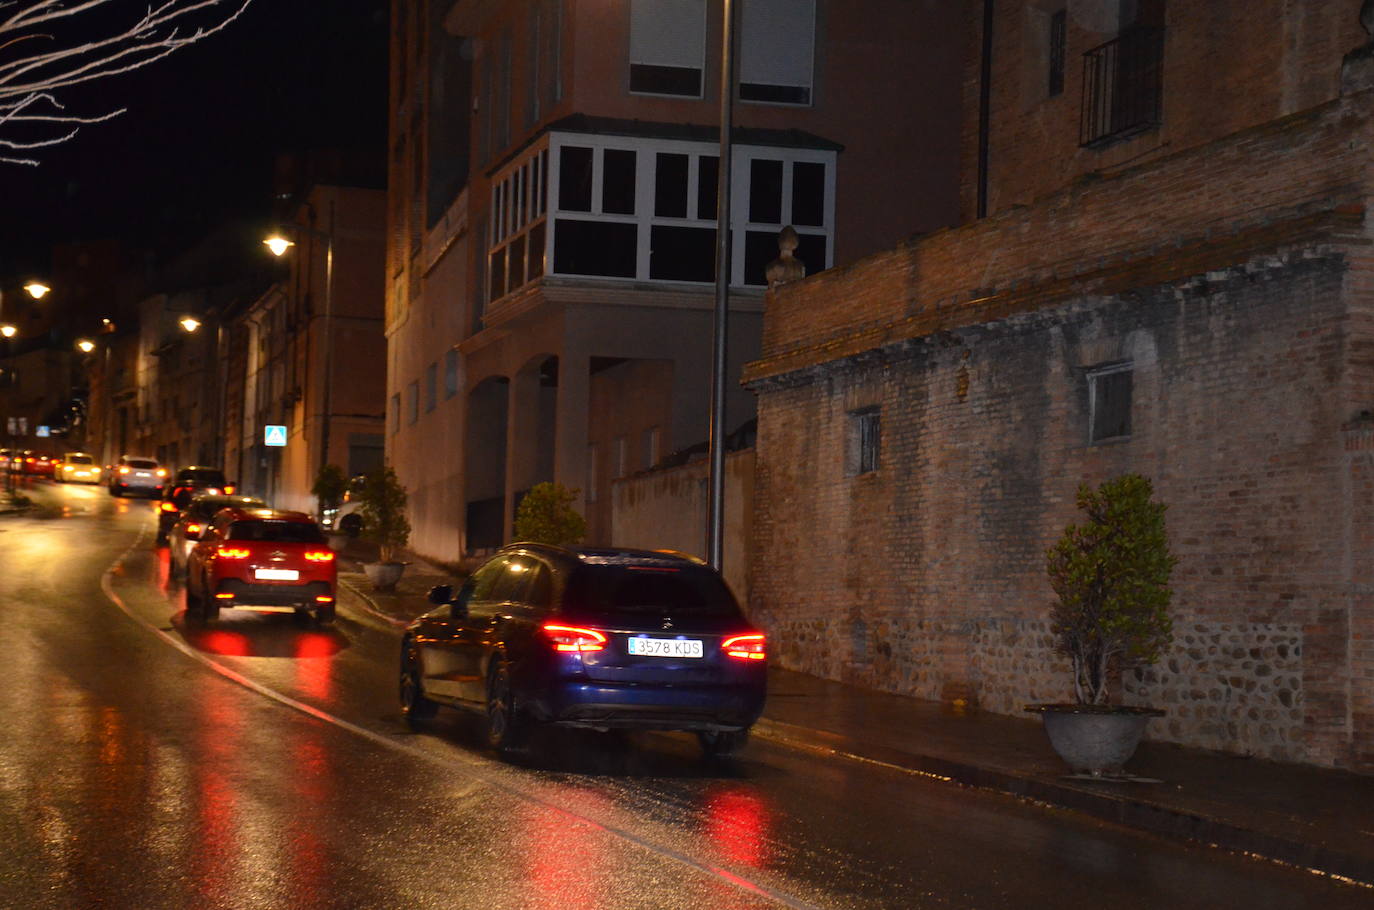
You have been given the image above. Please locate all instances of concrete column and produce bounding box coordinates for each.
[554,350,590,513]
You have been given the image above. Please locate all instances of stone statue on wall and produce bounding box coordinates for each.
[765,225,807,290]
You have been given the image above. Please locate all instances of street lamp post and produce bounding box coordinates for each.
[265,201,336,510]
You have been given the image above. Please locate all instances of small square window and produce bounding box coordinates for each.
[425,362,437,413]
[1088,364,1132,442]
[406,381,419,426]
[444,350,460,399]
[1048,9,1067,97]
[848,408,881,476]
[390,393,400,434]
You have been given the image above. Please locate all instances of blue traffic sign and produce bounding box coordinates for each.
[264,425,288,447]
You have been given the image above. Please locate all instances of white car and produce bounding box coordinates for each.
[109,455,167,498]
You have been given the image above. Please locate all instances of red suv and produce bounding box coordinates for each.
[184,508,337,625]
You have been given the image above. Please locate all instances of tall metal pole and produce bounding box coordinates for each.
[319,199,336,486]
[707,0,736,570]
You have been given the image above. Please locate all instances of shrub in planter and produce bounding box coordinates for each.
[1027,473,1177,775]
[311,463,347,522]
[513,482,586,546]
[359,464,411,565]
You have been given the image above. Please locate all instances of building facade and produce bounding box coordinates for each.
[746,0,1374,771]
[388,0,965,559]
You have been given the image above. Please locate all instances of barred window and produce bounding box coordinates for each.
[1088,363,1132,442]
[848,407,881,476]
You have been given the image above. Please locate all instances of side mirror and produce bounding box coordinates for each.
[427,584,453,606]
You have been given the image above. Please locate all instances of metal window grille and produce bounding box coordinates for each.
[855,409,881,474]
[1080,27,1164,147]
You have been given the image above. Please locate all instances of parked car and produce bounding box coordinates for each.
[109,455,166,497]
[167,493,268,577]
[401,544,767,759]
[184,507,336,624]
[157,466,234,543]
[56,452,102,484]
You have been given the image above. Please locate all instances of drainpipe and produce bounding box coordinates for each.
[977,0,995,219]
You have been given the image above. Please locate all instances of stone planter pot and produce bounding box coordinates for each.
[1024,704,1164,777]
[364,561,406,592]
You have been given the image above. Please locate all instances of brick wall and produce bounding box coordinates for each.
[959,0,1366,221]
[752,253,1367,766]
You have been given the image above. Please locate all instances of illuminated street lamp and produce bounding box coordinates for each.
[263,235,295,257]
[23,282,50,300]
[76,339,95,354]
[179,316,202,333]
[0,325,15,339]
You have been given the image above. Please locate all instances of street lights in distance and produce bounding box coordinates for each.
[263,235,295,257]
[23,282,50,300]
[0,325,15,339]
[179,316,202,333]
[76,339,95,354]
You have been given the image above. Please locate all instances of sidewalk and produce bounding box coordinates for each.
[332,544,1374,886]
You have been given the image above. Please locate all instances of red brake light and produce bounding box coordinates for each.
[722,633,767,661]
[186,523,202,535]
[315,595,335,603]
[216,547,250,559]
[160,501,178,512]
[223,485,235,494]
[304,550,335,562]
[542,623,607,652]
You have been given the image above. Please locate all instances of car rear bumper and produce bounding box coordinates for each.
[526,681,766,732]
[212,579,334,608]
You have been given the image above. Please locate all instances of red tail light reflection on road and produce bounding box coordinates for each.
[541,623,607,652]
[722,633,766,660]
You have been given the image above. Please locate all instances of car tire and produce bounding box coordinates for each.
[399,656,438,727]
[184,584,205,626]
[697,729,749,760]
[485,660,527,754]
[315,604,336,624]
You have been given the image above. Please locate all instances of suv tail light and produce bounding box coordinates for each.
[216,547,250,559]
[304,550,335,562]
[722,633,766,661]
[186,523,203,535]
[541,623,607,653]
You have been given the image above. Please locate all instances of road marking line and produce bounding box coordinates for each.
[100,524,816,910]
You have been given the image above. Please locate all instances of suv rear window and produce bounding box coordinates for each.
[226,520,325,543]
[176,469,226,484]
[563,565,741,618]
[126,459,158,469]
[66,454,95,464]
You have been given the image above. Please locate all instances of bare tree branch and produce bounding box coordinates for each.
[0,0,253,165]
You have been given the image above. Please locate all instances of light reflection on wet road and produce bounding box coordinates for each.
[0,480,1367,908]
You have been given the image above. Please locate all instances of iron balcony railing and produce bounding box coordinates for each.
[1080,27,1165,148]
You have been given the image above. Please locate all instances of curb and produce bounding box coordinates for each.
[751,717,1374,888]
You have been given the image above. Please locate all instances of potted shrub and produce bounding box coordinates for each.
[1026,473,1177,777]
[311,463,348,549]
[513,481,587,545]
[358,464,411,591]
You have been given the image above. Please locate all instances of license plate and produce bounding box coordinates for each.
[254,568,299,581]
[628,637,704,658]
[135,472,151,478]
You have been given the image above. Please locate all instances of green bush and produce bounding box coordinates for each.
[514,482,587,546]
[1046,473,1176,705]
[358,464,411,563]
[310,463,347,517]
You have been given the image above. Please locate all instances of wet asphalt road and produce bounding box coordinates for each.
[0,480,1368,909]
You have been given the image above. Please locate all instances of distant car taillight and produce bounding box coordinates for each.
[222,485,235,494]
[160,501,178,512]
[722,633,766,661]
[541,623,608,652]
[304,551,335,562]
[156,468,168,478]
[216,547,250,559]
[186,523,203,535]
[118,466,130,474]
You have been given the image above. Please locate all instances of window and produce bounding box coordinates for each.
[406,381,419,425]
[1080,10,1164,146]
[848,408,881,476]
[1048,9,1067,97]
[614,435,628,477]
[629,0,705,97]
[739,0,815,105]
[425,362,437,412]
[488,147,549,303]
[444,350,460,399]
[390,393,400,433]
[1088,364,1132,442]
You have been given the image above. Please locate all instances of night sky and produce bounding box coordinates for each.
[1,0,389,282]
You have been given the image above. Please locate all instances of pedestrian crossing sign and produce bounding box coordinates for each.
[264,425,288,447]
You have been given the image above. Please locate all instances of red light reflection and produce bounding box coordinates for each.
[293,634,336,700]
[705,787,772,868]
[523,796,608,909]
[200,630,252,657]
[154,545,172,591]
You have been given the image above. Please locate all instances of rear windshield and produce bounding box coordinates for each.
[66,455,95,464]
[191,499,264,520]
[126,459,158,469]
[563,565,741,618]
[226,520,325,543]
[176,469,226,485]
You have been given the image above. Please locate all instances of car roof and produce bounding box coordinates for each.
[189,493,264,508]
[500,542,708,570]
[177,465,224,473]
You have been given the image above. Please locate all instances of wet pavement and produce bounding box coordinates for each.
[334,537,1374,889]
